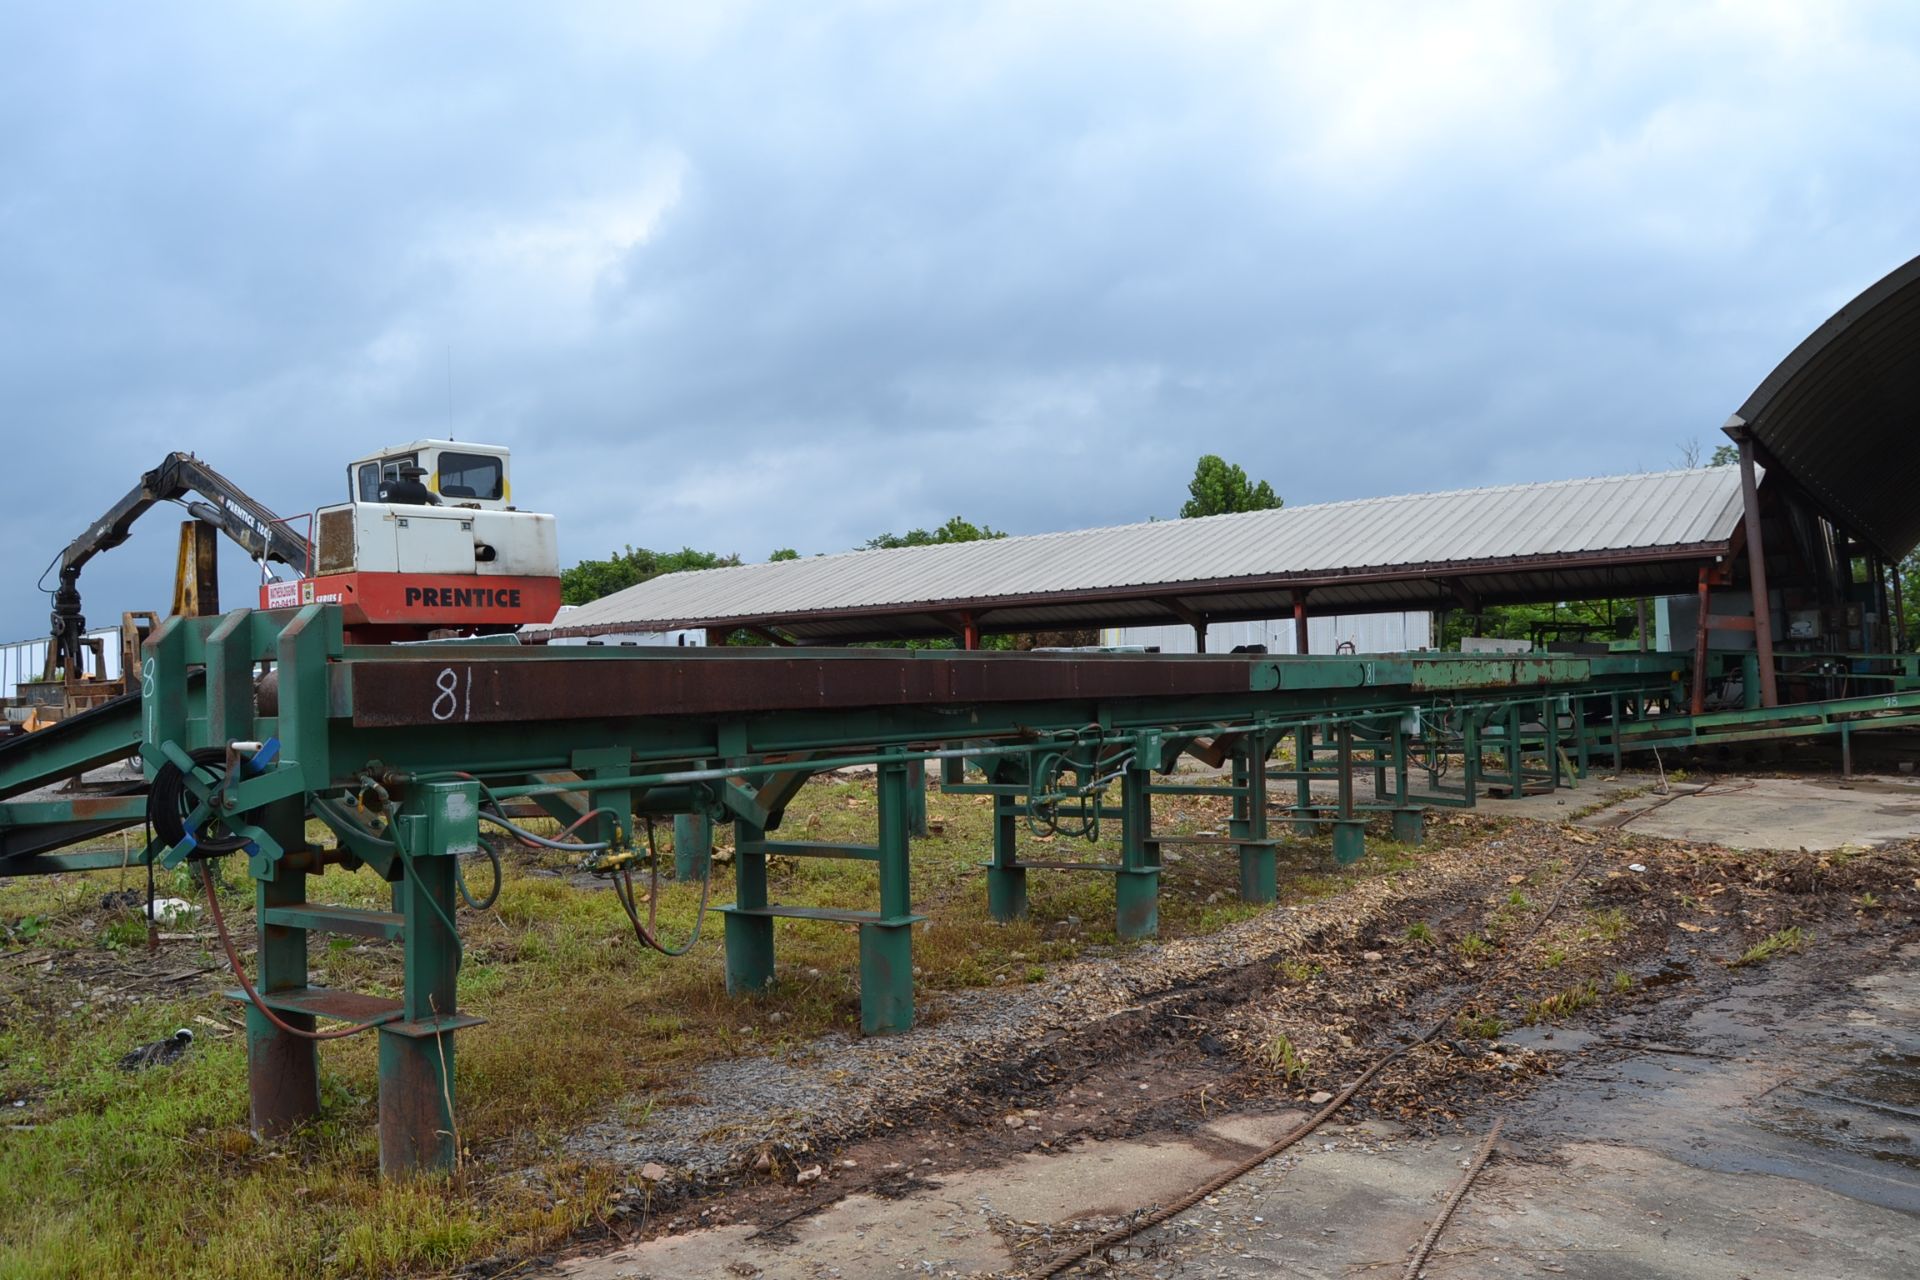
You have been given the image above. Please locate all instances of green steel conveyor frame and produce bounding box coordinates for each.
[3,603,1916,1177]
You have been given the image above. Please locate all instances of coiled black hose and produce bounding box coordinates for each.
[148,747,252,856]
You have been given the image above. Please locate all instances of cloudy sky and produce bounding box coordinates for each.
[3,1,1918,635]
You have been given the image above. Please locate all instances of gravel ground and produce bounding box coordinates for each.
[562,824,1533,1188]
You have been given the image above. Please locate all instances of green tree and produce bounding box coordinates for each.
[1180,455,1281,518]
[862,515,1007,549]
[1709,443,1739,467]
[769,547,799,561]
[560,545,742,606]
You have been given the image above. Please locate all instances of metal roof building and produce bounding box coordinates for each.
[537,468,1746,646]
[536,250,1920,670]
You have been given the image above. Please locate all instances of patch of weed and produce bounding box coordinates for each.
[1524,979,1601,1025]
[1730,926,1809,968]
[1262,1032,1307,1083]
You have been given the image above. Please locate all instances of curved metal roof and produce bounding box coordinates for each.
[1727,252,1920,560]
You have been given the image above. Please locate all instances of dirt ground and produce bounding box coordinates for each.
[539,769,1920,1280]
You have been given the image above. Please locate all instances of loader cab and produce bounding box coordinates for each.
[347,442,514,512]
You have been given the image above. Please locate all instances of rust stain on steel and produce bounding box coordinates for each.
[346,655,1271,727]
[379,1037,452,1176]
[248,1015,320,1138]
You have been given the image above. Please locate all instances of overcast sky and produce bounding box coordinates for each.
[3,2,1918,636]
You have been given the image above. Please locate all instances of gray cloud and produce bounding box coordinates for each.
[2,2,1918,633]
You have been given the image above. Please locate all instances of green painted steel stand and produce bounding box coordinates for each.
[246,796,320,1139]
[722,815,775,995]
[672,811,711,880]
[1114,765,1160,938]
[1292,726,1316,835]
[863,758,918,1034]
[1390,808,1425,843]
[1230,735,1276,904]
[986,791,1027,922]
[1330,819,1368,865]
[378,780,485,1178]
[904,758,929,838]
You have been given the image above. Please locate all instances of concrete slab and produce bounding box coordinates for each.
[1575,774,1920,850]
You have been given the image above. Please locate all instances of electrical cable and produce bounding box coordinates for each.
[199,861,373,1041]
[609,816,714,956]
[475,808,614,851]
[455,838,503,910]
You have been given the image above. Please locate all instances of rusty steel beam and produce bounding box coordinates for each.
[1730,425,1781,707]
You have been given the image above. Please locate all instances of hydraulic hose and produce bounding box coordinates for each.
[149,748,253,855]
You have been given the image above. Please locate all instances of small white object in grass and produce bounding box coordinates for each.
[146,897,196,925]
[796,1165,822,1183]
[1628,864,1647,873]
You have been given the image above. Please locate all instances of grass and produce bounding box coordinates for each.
[1454,1009,1503,1040]
[1523,978,1601,1025]
[1261,1032,1308,1084]
[0,771,1437,1279]
[1730,925,1810,968]
[1403,922,1436,947]
[1583,907,1630,943]
[1455,933,1492,961]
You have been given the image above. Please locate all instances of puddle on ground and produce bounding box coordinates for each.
[1506,950,1920,1213]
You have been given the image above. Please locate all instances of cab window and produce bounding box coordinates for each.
[437,451,503,501]
[356,462,382,501]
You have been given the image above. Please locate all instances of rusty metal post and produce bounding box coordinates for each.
[173,520,221,618]
[1193,621,1207,653]
[962,613,980,651]
[1293,591,1310,656]
[1732,428,1780,708]
[1691,566,1713,716]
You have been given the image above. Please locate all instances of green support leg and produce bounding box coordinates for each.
[1506,703,1525,796]
[672,811,711,880]
[246,798,319,1140]
[1114,765,1160,938]
[1231,736,1275,904]
[863,758,916,1034]
[1573,696,1590,780]
[1391,808,1425,844]
[1609,693,1624,772]
[1331,723,1365,865]
[1463,715,1482,804]
[1293,726,1316,835]
[724,817,775,994]
[379,781,479,1178]
[1331,819,1368,865]
[904,758,929,838]
[986,792,1027,921]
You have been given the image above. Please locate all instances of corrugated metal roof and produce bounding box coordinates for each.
[538,468,1745,640]
[1729,251,1920,560]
